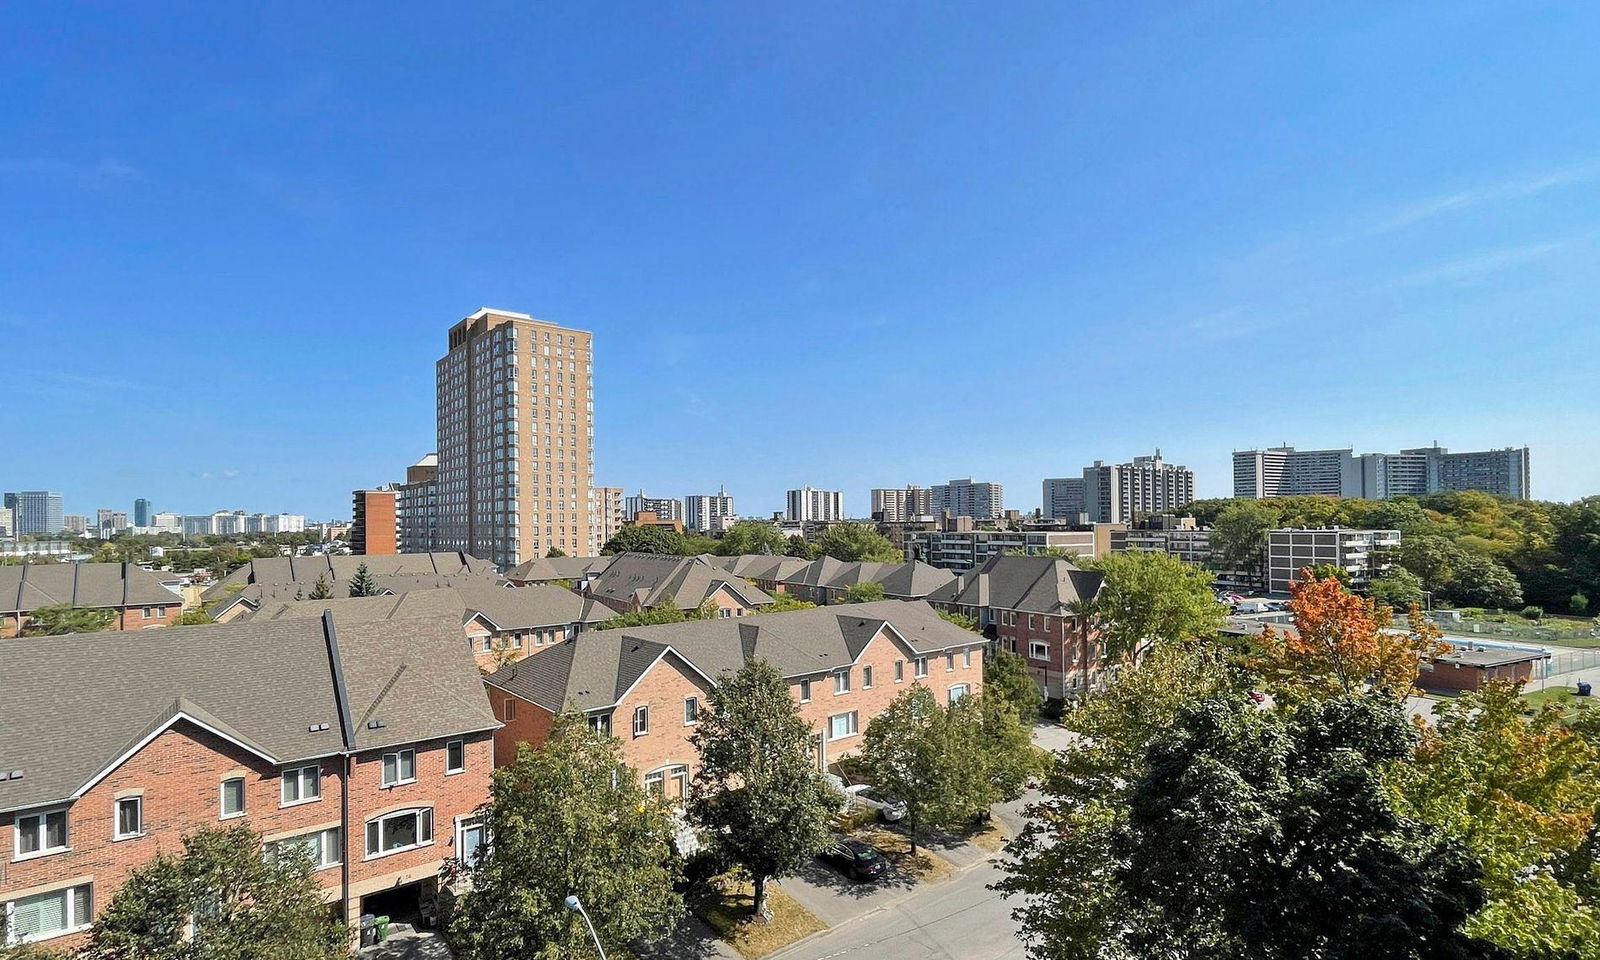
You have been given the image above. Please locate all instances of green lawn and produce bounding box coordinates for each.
[1521,685,1599,718]
[1440,610,1600,646]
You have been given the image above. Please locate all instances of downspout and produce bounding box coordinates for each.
[322,610,358,930]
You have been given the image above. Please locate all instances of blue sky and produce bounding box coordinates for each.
[4,2,1598,520]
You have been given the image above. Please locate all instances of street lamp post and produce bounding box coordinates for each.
[564,894,607,960]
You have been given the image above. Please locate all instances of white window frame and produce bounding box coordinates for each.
[219,777,247,819]
[683,696,699,725]
[1029,641,1050,661]
[445,739,466,775]
[827,711,860,741]
[949,683,971,704]
[834,669,851,694]
[4,882,92,944]
[633,705,649,737]
[798,679,812,703]
[364,808,434,860]
[946,652,956,672]
[381,748,417,788]
[894,660,904,683]
[862,665,874,689]
[280,765,321,807]
[964,648,973,669]
[588,713,611,735]
[12,808,69,861]
[267,827,342,871]
[914,657,929,678]
[114,797,143,840]
[454,816,487,868]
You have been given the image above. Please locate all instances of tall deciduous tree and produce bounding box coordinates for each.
[87,824,346,960]
[810,524,902,562]
[20,604,115,636]
[452,717,682,959]
[985,648,1043,726]
[545,545,566,557]
[1079,551,1223,663]
[861,686,996,853]
[688,660,839,919]
[714,521,789,557]
[838,581,886,604]
[1210,499,1280,576]
[346,562,378,597]
[594,600,711,631]
[1370,567,1426,610]
[753,593,818,614]
[602,524,688,556]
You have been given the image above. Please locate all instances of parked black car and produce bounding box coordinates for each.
[819,837,887,882]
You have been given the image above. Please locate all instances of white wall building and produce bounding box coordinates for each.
[787,486,843,523]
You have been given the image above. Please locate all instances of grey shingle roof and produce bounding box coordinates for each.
[0,613,497,813]
[587,553,773,611]
[483,600,982,714]
[504,555,616,583]
[250,582,605,630]
[202,552,496,603]
[926,555,1104,614]
[0,563,181,615]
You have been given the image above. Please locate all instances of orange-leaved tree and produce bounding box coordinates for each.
[1255,567,1448,701]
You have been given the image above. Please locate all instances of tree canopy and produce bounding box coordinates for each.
[810,523,902,562]
[594,600,710,631]
[715,521,789,556]
[1079,550,1223,662]
[601,524,688,556]
[839,581,887,603]
[20,604,115,636]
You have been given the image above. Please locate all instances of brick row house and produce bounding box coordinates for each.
[712,555,957,606]
[583,553,774,618]
[0,563,184,637]
[203,551,499,622]
[482,599,987,793]
[503,555,615,589]
[0,613,497,950]
[927,555,1105,699]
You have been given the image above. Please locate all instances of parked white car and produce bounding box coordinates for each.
[846,784,908,822]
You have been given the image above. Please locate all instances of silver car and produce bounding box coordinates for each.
[846,784,908,821]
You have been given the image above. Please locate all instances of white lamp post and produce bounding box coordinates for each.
[564,894,607,960]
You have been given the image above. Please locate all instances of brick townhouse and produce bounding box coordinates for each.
[584,552,773,618]
[0,563,184,637]
[247,581,610,671]
[503,554,615,589]
[204,551,498,622]
[482,599,986,790]
[0,613,497,950]
[927,555,1105,699]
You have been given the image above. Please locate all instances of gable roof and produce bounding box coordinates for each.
[250,582,607,630]
[586,553,774,611]
[0,613,497,813]
[484,599,982,713]
[504,555,616,583]
[0,563,181,616]
[202,552,496,602]
[926,555,1104,614]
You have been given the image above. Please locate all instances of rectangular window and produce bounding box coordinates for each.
[946,652,955,672]
[834,669,851,694]
[5,884,92,943]
[894,660,904,682]
[1030,641,1050,661]
[280,765,321,805]
[914,657,929,678]
[456,818,487,868]
[220,778,246,819]
[503,699,518,722]
[114,797,143,839]
[827,711,859,741]
[633,705,649,737]
[267,828,342,870]
[949,684,970,704]
[644,770,665,794]
[683,696,699,725]
[964,648,973,669]
[862,665,874,689]
[14,810,68,858]
[589,714,611,735]
[381,748,416,787]
[141,607,152,619]
[446,739,466,775]
[364,809,433,858]
[799,679,811,703]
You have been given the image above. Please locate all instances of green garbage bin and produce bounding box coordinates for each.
[375,916,390,942]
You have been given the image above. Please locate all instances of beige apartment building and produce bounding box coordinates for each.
[435,308,595,566]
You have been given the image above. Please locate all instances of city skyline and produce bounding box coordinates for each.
[5,4,1599,517]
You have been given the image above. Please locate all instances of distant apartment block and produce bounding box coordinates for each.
[435,307,595,567]
[1267,528,1400,594]
[1080,451,1194,523]
[932,479,1004,521]
[0,506,11,538]
[4,491,64,535]
[1234,444,1530,500]
[685,487,736,533]
[871,486,933,523]
[624,491,684,523]
[590,486,624,551]
[352,487,399,555]
[61,514,88,535]
[906,528,1106,571]
[398,454,440,554]
[1041,477,1086,519]
[152,512,183,534]
[252,513,307,534]
[132,498,152,527]
[96,509,128,536]
[788,486,844,523]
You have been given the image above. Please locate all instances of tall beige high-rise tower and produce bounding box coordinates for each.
[436,308,595,567]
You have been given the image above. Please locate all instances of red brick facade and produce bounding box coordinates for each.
[0,719,492,950]
[1,601,182,638]
[993,609,1100,699]
[1419,656,1538,693]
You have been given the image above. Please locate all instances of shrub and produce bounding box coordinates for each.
[1521,605,1545,621]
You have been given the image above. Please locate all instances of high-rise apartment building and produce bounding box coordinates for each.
[133,498,152,527]
[62,514,88,535]
[152,512,183,534]
[1081,451,1195,524]
[0,506,11,538]
[96,509,128,535]
[624,491,684,523]
[686,487,736,533]
[871,486,934,522]
[932,479,1004,521]
[397,454,440,554]
[351,487,399,555]
[435,307,595,566]
[4,492,64,536]
[590,486,625,552]
[787,486,844,523]
[1234,444,1530,501]
[1041,477,1087,520]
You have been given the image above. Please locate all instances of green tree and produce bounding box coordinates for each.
[681,534,719,556]
[784,535,817,559]
[1079,551,1223,663]
[20,604,116,636]
[715,521,789,557]
[984,648,1042,725]
[87,824,346,960]
[1210,500,1279,576]
[838,581,887,604]
[177,609,213,626]
[602,524,688,556]
[753,593,818,614]
[545,545,566,558]
[810,523,902,562]
[861,686,994,853]
[937,609,981,632]
[687,660,840,919]
[346,562,378,598]
[1307,561,1351,585]
[452,717,683,960]
[308,574,334,600]
[594,600,710,630]
[1370,567,1425,610]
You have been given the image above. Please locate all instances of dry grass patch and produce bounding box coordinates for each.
[688,873,826,960]
[850,825,957,885]
[960,818,1008,853]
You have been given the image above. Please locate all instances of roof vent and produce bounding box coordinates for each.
[308,723,331,733]
[367,719,386,730]
[3,770,22,781]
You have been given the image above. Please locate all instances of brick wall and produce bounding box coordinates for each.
[484,685,557,768]
[1,602,182,638]
[1419,658,1537,693]
[995,610,1097,699]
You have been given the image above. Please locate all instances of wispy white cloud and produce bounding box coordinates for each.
[1367,160,1600,234]
[0,157,141,189]
[198,469,241,482]
[1396,238,1575,287]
